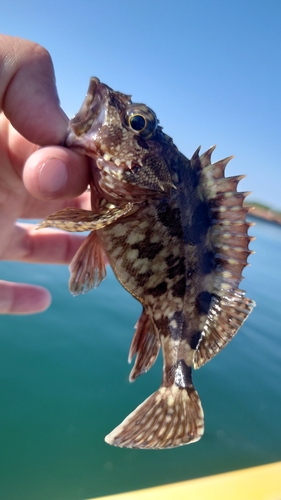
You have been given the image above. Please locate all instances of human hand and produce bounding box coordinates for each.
[0,35,91,314]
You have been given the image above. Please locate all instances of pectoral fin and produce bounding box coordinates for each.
[69,231,106,295]
[38,203,134,232]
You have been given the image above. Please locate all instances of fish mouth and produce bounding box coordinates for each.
[64,77,110,154]
[68,77,107,137]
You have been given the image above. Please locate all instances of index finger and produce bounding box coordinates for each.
[0,35,68,145]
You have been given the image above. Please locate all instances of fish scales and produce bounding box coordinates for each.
[39,77,255,449]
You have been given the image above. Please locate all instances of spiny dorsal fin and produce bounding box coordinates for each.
[191,145,201,160]
[191,148,255,368]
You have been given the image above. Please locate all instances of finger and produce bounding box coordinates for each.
[19,191,91,220]
[0,35,68,145]
[23,146,91,201]
[2,223,87,264]
[0,281,51,314]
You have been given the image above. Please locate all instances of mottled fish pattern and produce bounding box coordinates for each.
[40,78,255,449]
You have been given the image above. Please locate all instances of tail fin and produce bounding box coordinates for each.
[105,384,204,449]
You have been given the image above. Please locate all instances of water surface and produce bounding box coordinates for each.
[0,218,280,500]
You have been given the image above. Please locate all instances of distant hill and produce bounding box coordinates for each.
[245,201,281,225]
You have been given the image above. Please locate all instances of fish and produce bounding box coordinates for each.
[39,77,255,449]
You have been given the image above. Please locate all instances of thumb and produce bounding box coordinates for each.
[0,35,68,145]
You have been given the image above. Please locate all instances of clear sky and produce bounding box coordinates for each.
[2,0,281,209]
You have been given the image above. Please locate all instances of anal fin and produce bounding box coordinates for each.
[105,384,204,449]
[128,309,160,382]
[69,231,106,295]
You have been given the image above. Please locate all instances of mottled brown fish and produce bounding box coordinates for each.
[40,77,255,449]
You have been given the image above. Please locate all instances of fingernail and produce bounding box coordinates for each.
[39,158,68,194]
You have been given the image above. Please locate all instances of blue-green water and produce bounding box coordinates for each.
[0,217,280,500]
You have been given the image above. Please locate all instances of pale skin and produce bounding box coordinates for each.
[0,35,92,314]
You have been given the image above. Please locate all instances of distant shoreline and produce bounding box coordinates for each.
[246,203,281,226]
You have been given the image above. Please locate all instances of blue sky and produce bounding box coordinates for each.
[3,0,281,209]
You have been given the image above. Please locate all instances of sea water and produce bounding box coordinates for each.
[0,217,280,500]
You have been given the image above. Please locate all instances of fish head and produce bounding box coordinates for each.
[66,77,176,202]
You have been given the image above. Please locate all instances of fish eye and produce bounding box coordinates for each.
[125,104,157,139]
[129,114,146,132]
